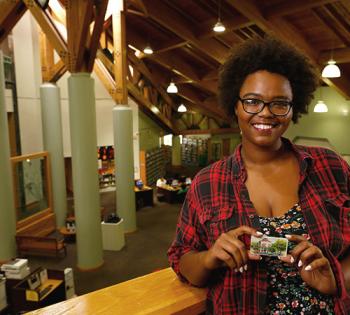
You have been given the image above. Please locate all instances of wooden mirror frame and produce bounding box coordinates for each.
[10,151,53,231]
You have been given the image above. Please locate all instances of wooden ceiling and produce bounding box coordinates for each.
[124,0,350,128]
[1,0,350,134]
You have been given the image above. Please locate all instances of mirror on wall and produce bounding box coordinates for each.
[11,152,52,222]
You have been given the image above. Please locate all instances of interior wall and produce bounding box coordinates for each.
[285,86,350,155]
[138,110,163,151]
[12,12,43,154]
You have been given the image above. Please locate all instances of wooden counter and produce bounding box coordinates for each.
[25,268,207,315]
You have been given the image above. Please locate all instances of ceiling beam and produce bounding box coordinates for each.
[264,0,338,19]
[196,15,251,39]
[318,47,350,64]
[127,81,175,132]
[138,0,229,64]
[87,0,108,72]
[128,51,177,110]
[66,0,94,72]
[227,0,350,100]
[0,1,27,44]
[178,85,229,123]
[23,0,69,65]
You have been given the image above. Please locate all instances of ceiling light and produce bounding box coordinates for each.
[166,81,178,93]
[321,59,341,78]
[35,0,49,9]
[313,100,328,113]
[213,20,226,33]
[177,104,187,112]
[143,45,153,55]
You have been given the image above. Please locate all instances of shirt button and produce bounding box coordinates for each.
[249,214,254,219]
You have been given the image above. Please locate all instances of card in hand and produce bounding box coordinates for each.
[250,235,288,257]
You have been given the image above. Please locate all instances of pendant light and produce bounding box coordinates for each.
[313,87,328,113]
[313,100,328,113]
[321,45,341,78]
[321,59,341,78]
[166,80,178,93]
[177,104,187,112]
[143,45,153,55]
[213,0,226,33]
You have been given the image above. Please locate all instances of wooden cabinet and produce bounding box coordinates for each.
[9,268,65,314]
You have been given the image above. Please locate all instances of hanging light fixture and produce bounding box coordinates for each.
[321,44,341,78]
[143,45,153,55]
[313,87,328,113]
[177,104,187,112]
[313,100,328,113]
[321,59,341,78]
[213,0,226,33]
[167,80,178,93]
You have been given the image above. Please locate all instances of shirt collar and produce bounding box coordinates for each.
[231,137,314,182]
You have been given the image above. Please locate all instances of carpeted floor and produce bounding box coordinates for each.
[27,190,182,295]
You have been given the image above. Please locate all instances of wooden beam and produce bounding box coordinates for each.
[127,51,177,110]
[65,0,94,72]
[227,0,350,99]
[132,0,148,16]
[112,9,128,104]
[0,1,27,44]
[47,60,66,82]
[95,51,175,131]
[264,0,338,19]
[39,29,54,82]
[178,85,230,123]
[139,0,230,64]
[128,82,175,132]
[196,15,251,39]
[318,47,350,64]
[23,0,68,65]
[87,0,108,72]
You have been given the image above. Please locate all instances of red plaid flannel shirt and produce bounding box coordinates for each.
[168,138,350,314]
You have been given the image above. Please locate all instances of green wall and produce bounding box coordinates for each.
[285,87,350,154]
[138,111,163,151]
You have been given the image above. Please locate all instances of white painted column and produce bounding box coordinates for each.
[68,73,103,270]
[113,105,136,232]
[40,83,67,227]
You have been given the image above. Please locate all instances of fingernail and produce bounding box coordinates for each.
[256,231,263,236]
[285,234,292,239]
[290,256,295,263]
[305,265,312,271]
[239,266,244,273]
[244,264,248,271]
[298,260,303,267]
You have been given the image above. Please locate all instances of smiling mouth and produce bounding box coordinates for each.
[252,123,277,130]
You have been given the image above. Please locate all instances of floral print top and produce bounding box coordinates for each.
[260,203,335,315]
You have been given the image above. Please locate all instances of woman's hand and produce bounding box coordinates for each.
[203,225,262,272]
[279,234,337,295]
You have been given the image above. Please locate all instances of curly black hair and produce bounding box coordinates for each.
[218,35,319,123]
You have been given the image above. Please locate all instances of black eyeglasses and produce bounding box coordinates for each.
[238,97,292,116]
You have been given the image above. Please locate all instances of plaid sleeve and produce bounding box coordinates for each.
[167,184,207,282]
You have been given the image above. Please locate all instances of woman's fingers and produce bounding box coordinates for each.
[213,226,263,271]
[303,257,330,272]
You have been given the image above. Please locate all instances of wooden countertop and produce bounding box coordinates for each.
[25,268,207,315]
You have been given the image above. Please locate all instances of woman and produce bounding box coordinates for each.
[168,36,350,314]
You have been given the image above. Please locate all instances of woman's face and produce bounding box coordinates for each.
[234,70,293,149]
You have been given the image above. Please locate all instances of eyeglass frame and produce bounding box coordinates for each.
[238,97,293,116]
